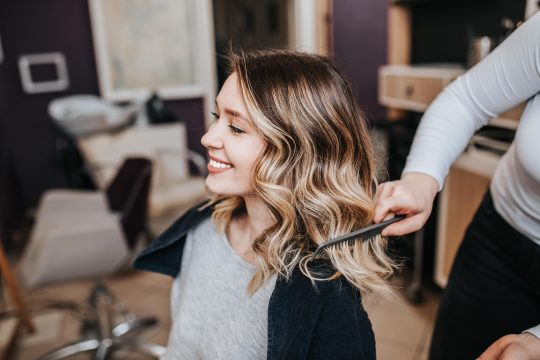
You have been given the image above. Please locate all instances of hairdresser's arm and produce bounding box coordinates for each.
[375,12,540,236]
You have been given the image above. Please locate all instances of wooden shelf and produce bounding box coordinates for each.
[379,65,465,112]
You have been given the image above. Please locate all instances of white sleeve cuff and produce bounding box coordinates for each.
[523,324,540,339]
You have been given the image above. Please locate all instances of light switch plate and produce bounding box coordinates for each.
[18,52,69,94]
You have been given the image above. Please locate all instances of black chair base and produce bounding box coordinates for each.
[38,283,166,360]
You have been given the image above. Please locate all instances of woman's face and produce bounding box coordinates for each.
[201,73,265,197]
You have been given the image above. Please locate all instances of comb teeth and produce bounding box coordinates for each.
[311,214,406,259]
[312,228,379,258]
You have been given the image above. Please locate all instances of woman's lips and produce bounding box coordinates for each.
[207,155,233,173]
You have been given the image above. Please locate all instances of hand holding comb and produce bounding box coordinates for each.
[312,214,406,259]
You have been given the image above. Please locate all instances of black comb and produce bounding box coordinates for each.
[312,214,406,259]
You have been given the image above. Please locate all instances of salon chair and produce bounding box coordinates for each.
[18,157,167,359]
[48,95,206,231]
[19,157,152,286]
[37,281,166,360]
[77,122,207,232]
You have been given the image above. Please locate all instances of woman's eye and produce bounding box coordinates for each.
[211,112,219,121]
[228,125,246,134]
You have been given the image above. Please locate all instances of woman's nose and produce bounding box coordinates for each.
[201,122,223,149]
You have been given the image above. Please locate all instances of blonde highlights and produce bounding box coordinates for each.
[210,49,396,295]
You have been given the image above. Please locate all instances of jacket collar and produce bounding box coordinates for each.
[133,202,213,277]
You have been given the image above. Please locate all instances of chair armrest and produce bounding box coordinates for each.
[84,161,117,172]
[154,147,207,176]
[82,161,122,189]
[187,150,207,176]
[39,215,122,240]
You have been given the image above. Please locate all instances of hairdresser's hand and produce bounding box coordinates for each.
[477,333,540,360]
[374,172,438,236]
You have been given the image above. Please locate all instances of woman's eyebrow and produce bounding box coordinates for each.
[215,99,251,125]
[224,108,250,124]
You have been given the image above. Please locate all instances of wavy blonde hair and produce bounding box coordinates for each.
[208,49,396,295]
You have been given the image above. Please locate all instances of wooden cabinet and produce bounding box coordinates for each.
[434,148,499,287]
[379,65,464,112]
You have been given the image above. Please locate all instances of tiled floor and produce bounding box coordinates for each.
[5,271,173,360]
[364,281,440,360]
[4,271,440,359]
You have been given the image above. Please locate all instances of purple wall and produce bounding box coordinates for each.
[0,0,100,204]
[0,0,206,243]
[332,0,387,122]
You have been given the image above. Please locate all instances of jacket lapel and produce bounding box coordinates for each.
[133,202,213,277]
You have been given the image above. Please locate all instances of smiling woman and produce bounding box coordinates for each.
[208,50,395,295]
[201,72,266,197]
[134,49,396,359]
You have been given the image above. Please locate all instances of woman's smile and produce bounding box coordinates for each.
[207,155,234,173]
[201,73,265,195]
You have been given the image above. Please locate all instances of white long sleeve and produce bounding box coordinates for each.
[403,11,540,189]
[403,11,540,246]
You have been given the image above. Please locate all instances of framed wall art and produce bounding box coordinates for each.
[88,0,216,108]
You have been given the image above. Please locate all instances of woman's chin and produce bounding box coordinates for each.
[205,180,229,196]
[205,178,252,197]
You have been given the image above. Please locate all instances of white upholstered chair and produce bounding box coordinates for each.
[19,158,152,287]
[77,123,207,226]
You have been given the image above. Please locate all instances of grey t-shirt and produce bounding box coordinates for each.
[163,218,277,360]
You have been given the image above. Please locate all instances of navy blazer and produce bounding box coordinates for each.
[134,204,376,359]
